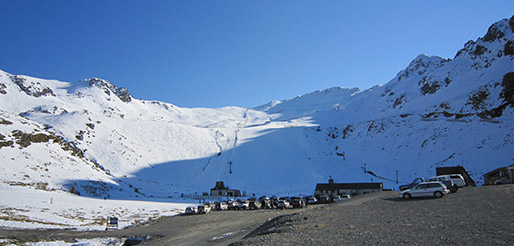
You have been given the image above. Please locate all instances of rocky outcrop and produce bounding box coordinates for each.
[86,78,132,103]
[11,75,55,97]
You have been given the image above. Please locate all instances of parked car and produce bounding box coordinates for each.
[279,197,291,202]
[400,181,449,199]
[236,199,249,209]
[247,197,260,209]
[276,199,290,209]
[290,197,306,208]
[258,196,272,209]
[399,177,426,191]
[448,174,466,187]
[333,194,350,202]
[185,206,198,215]
[428,176,458,193]
[270,196,279,209]
[227,200,238,210]
[197,204,211,214]
[493,176,513,185]
[213,202,228,211]
[307,196,318,205]
[318,196,330,204]
[227,200,246,210]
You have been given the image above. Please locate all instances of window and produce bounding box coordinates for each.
[428,183,442,188]
[416,184,428,189]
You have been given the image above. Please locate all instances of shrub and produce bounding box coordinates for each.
[504,41,514,56]
[500,72,514,106]
[468,88,490,111]
[420,82,441,95]
[472,45,488,56]
[0,118,13,125]
[444,77,452,86]
[0,83,6,94]
[393,94,406,108]
[342,124,353,139]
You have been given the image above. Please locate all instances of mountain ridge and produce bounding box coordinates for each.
[1,15,513,201]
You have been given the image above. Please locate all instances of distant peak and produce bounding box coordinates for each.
[81,78,132,103]
[395,54,449,81]
[83,77,114,88]
[482,15,514,42]
[411,54,448,64]
[322,86,361,93]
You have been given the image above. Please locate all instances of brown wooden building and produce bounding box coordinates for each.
[210,181,241,197]
[483,164,514,185]
[315,178,383,199]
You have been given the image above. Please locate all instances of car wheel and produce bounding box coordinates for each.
[434,191,443,198]
[450,185,458,193]
[402,193,411,199]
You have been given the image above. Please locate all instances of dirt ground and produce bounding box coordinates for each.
[0,201,314,245]
[233,184,514,245]
[1,185,513,245]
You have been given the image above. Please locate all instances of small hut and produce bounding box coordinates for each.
[210,181,241,197]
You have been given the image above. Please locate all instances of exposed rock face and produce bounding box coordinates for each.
[501,72,514,106]
[396,55,450,81]
[86,78,132,103]
[0,83,6,94]
[11,75,55,97]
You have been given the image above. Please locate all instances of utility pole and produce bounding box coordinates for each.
[396,170,399,184]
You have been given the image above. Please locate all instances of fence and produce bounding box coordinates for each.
[181,194,231,202]
[180,194,249,202]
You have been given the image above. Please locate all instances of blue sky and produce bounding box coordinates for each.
[1,1,513,108]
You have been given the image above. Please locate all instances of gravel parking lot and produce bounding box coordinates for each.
[1,185,513,245]
[233,185,514,245]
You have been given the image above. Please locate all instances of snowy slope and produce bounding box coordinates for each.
[258,16,514,125]
[0,15,513,230]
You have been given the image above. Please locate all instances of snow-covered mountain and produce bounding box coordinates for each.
[1,14,513,207]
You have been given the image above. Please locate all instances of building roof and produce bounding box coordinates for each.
[483,164,514,177]
[315,182,383,191]
[211,181,227,190]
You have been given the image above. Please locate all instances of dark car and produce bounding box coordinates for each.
[319,196,330,204]
[247,197,260,209]
[290,197,306,208]
[258,196,272,209]
[399,178,426,191]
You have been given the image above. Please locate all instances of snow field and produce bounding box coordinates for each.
[0,185,194,230]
